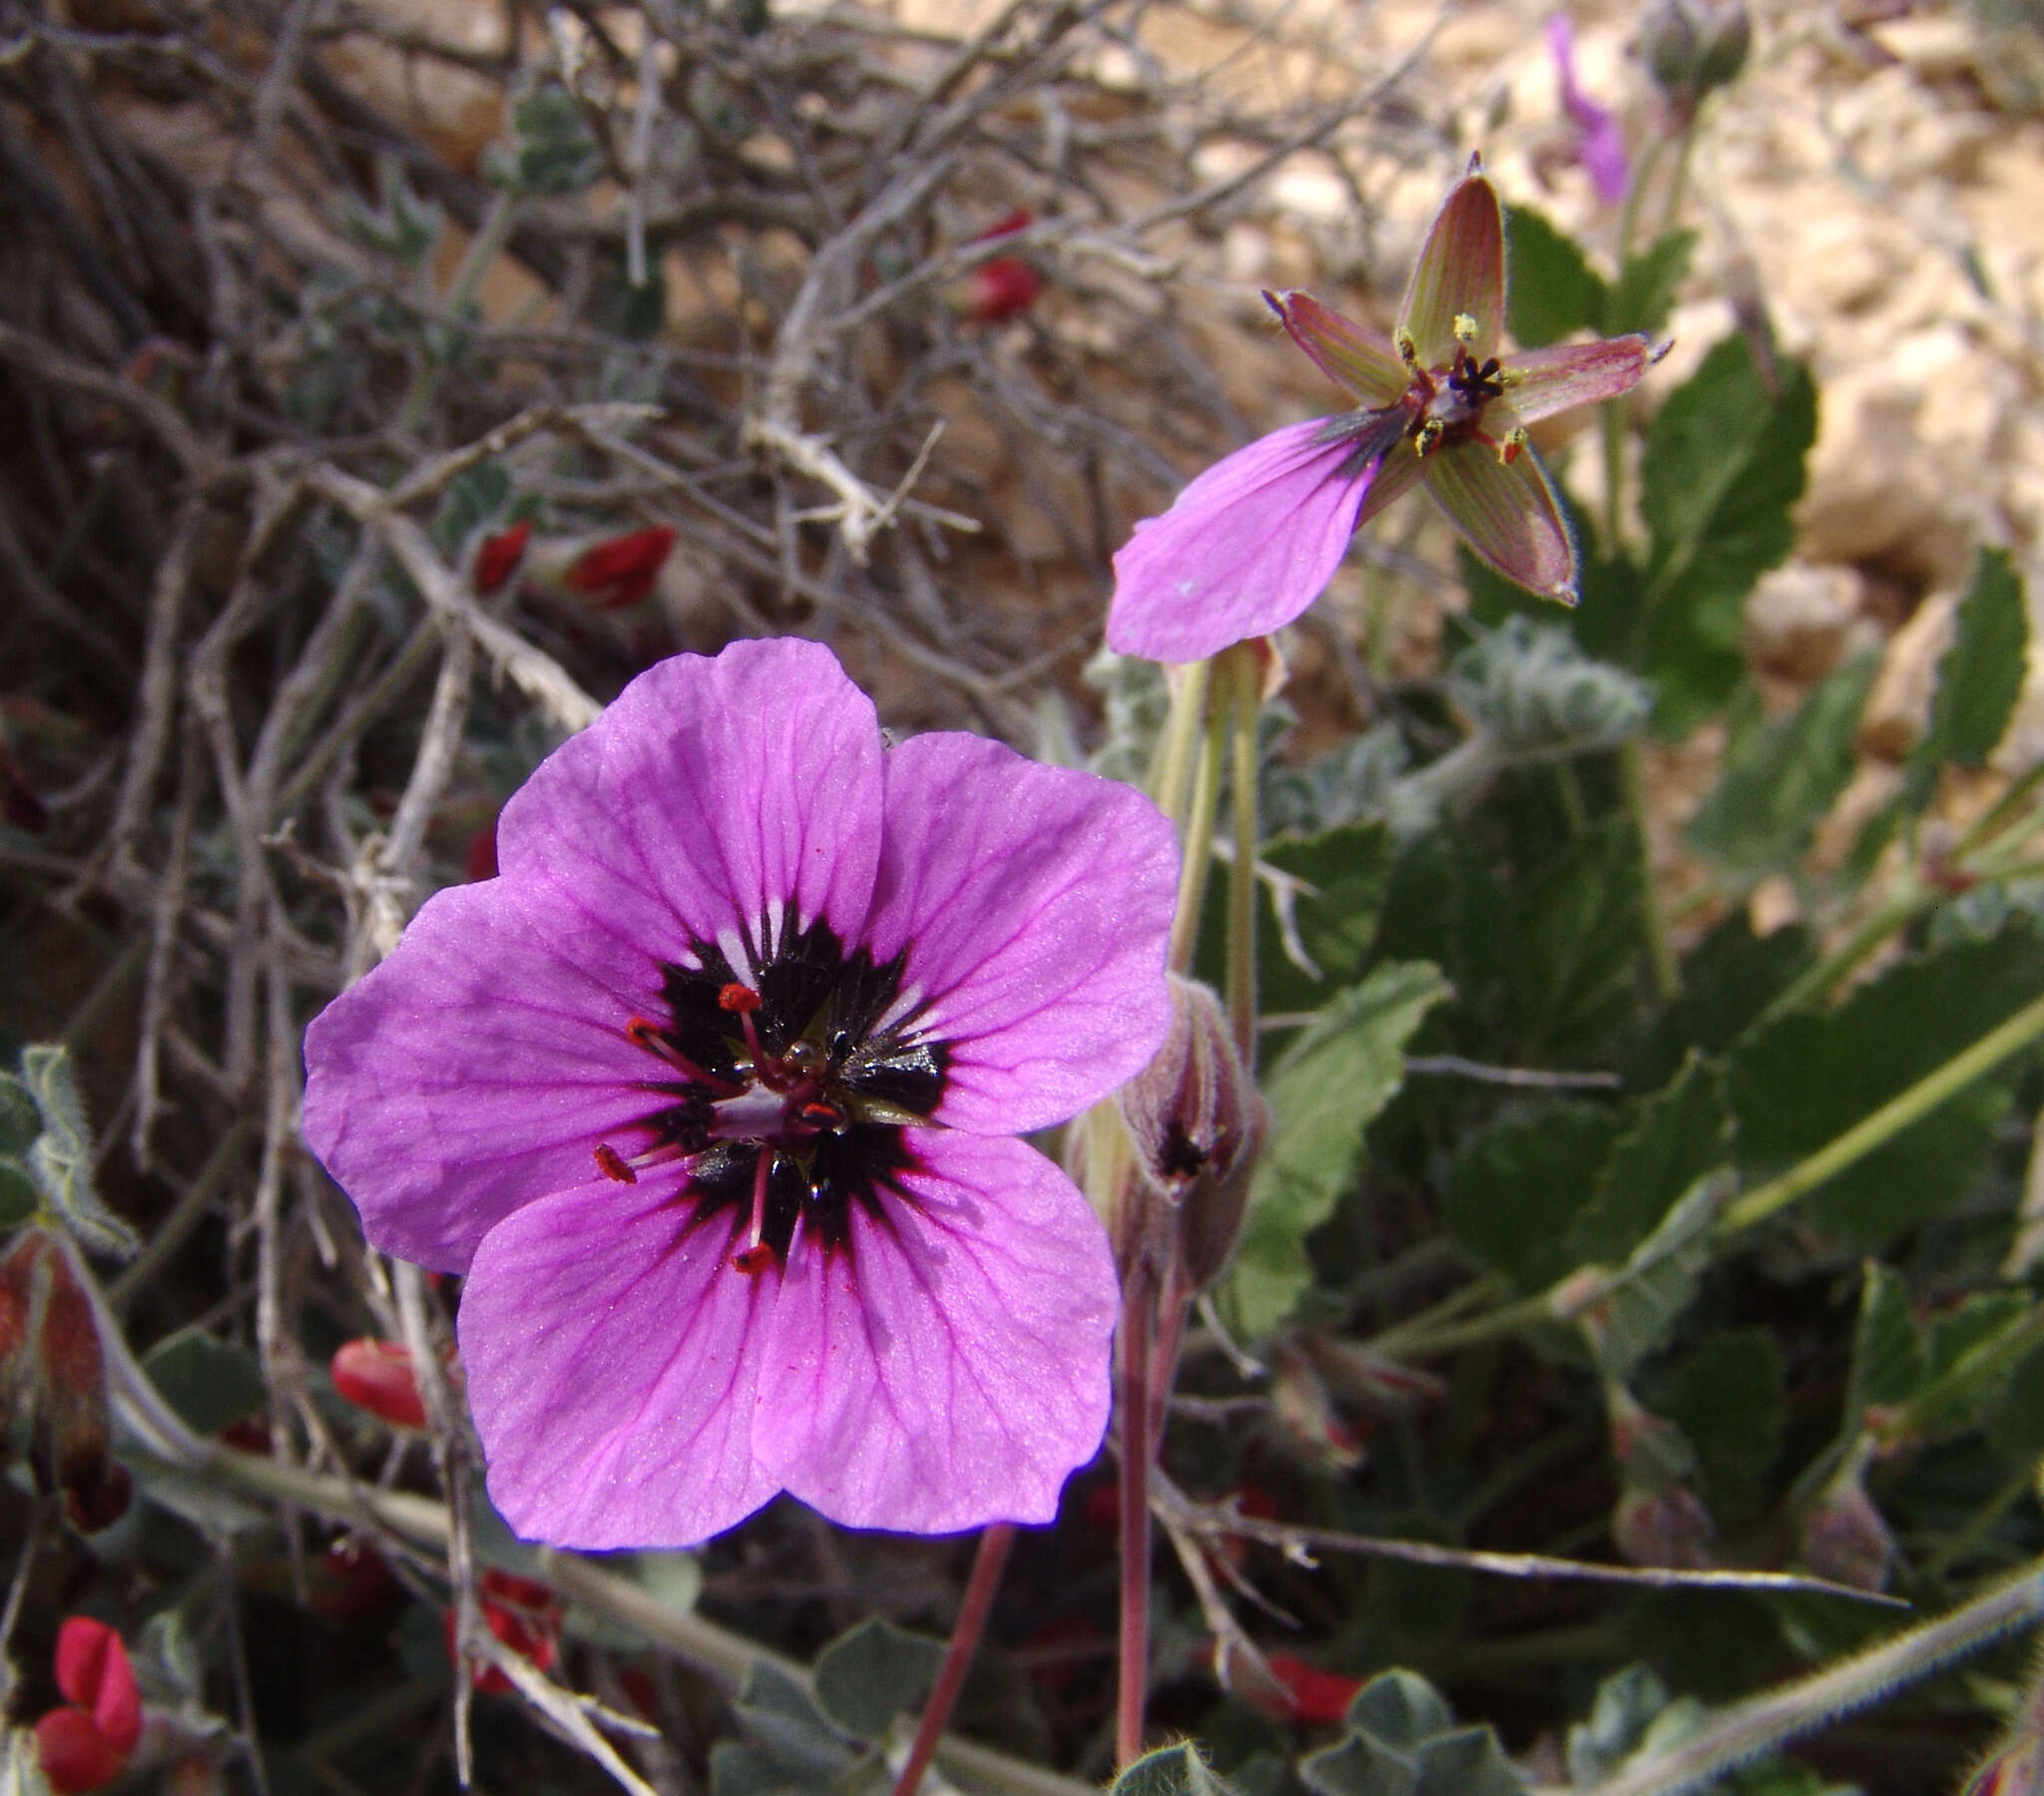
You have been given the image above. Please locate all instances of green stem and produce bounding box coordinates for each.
[1367,1272,1510,1356]
[1622,741,1680,1002]
[1147,661,1212,820]
[1375,1289,1554,1362]
[1761,879,1927,1024]
[1723,988,2044,1232]
[1166,699,1226,977]
[1959,757,2044,858]
[108,1120,255,1314]
[894,1525,1016,1796]
[1575,1559,2044,1796]
[1225,650,1261,1070]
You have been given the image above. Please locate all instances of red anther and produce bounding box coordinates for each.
[731,1242,775,1275]
[593,1143,637,1184]
[626,1017,663,1047]
[799,1101,846,1128]
[718,983,762,1014]
[472,521,532,596]
[1499,436,1523,464]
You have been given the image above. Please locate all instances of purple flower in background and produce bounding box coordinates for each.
[1549,14,1630,205]
[1107,160,1658,665]
[302,639,1177,1549]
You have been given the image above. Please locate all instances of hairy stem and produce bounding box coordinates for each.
[1225,648,1261,1069]
[1167,697,1227,976]
[894,1524,1016,1796]
[1116,1267,1158,1769]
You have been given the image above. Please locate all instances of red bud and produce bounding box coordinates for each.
[329,1338,428,1430]
[563,527,677,611]
[472,521,532,596]
[36,1709,127,1794]
[967,257,1042,323]
[54,1618,141,1753]
[446,1569,563,1692]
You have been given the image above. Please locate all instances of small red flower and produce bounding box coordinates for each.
[563,527,677,612]
[445,1569,563,1692]
[473,522,532,596]
[36,1618,141,1793]
[329,1338,428,1431]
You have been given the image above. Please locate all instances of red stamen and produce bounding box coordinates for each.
[718,984,761,1014]
[593,1143,636,1184]
[731,1149,773,1275]
[624,1016,744,1096]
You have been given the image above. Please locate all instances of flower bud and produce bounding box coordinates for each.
[1799,1450,1893,1592]
[471,521,532,596]
[1116,975,1266,1291]
[1269,1341,1366,1473]
[36,1617,141,1794]
[1639,0,1750,121]
[446,1569,563,1692]
[1298,1336,1447,1421]
[2,1233,129,1532]
[329,1338,428,1431]
[1605,1384,1696,1489]
[1612,1481,1715,1570]
[558,526,677,612]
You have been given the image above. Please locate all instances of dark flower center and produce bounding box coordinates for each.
[593,911,949,1275]
[1315,327,1522,478]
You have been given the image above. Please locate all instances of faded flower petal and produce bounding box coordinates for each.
[1549,14,1630,206]
[460,1170,781,1550]
[1425,439,1577,603]
[1506,335,1655,425]
[759,1129,1117,1533]
[1108,421,1380,664]
[1265,291,1407,406]
[864,733,1178,1134]
[1399,164,1505,367]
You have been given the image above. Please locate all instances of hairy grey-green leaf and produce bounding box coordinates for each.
[1504,205,1609,347]
[1906,546,2029,808]
[812,1618,944,1741]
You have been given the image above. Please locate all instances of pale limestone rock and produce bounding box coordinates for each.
[1746,562,1872,685]
[1859,590,1958,763]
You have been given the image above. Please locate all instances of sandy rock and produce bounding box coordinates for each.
[1858,588,1956,763]
[1745,561,1871,685]
[1808,759,1905,877]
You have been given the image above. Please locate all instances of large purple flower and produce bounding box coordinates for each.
[1107,161,1658,664]
[301,640,1177,1549]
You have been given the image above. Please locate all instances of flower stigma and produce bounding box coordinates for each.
[593,919,949,1278]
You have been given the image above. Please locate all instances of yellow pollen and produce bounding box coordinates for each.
[1394,327,1419,368]
[1453,312,1479,345]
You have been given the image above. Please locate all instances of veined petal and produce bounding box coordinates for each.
[863,734,1177,1134]
[1398,165,1505,367]
[1353,436,1430,531]
[758,1130,1118,1534]
[496,638,884,979]
[461,1172,781,1550]
[1265,291,1407,406]
[1107,420,1378,664]
[1425,439,1578,604]
[1504,335,1654,425]
[303,878,669,1270]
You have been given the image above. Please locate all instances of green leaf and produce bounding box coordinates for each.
[1730,926,2044,1243]
[0,1159,38,1228]
[732,1663,854,1785]
[1228,962,1450,1337]
[1112,1744,1242,1796]
[1905,547,2029,808]
[1638,339,1817,732]
[1609,229,1698,337]
[1918,1291,2032,1434]
[1658,1329,1787,1521]
[500,84,603,196]
[0,1074,38,1155]
[434,461,512,554]
[1507,818,1645,1060]
[1584,1172,1728,1380]
[1844,1263,1923,1425]
[1569,1052,1732,1265]
[1687,653,1879,875]
[1346,1671,1453,1749]
[1567,1665,1671,1786]
[1445,1103,1621,1291]
[18,1045,135,1258]
[1504,206,1608,347]
[811,1619,944,1741]
[1984,1335,2044,1463]
[142,1328,266,1438]
[1627,914,1816,1089]
[1410,1729,1523,1796]
[1258,822,1395,1018]
[1299,1732,1419,1796]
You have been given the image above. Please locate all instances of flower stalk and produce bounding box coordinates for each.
[1225,647,1262,1069]
[894,1525,1017,1796]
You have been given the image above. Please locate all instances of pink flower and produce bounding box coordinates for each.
[1107,159,1658,664]
[1548,15,1629,206]
[36,1618,142,1794]
[302,639,1177,1548]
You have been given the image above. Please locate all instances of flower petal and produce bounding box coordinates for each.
[1550,15,1630,206]
[498,638,884,980]
[1398,165,1505,367]
[1505,335,1654,425]
[1265,291,1407,406]
[862,733,1177,1133]
[461,1172,781,1550]
[302,879,675,1271]
[1353,437,1429,531]
[757,1130,1117,1533]
[1107,420,1378,663]
[1426,440,1578,604]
